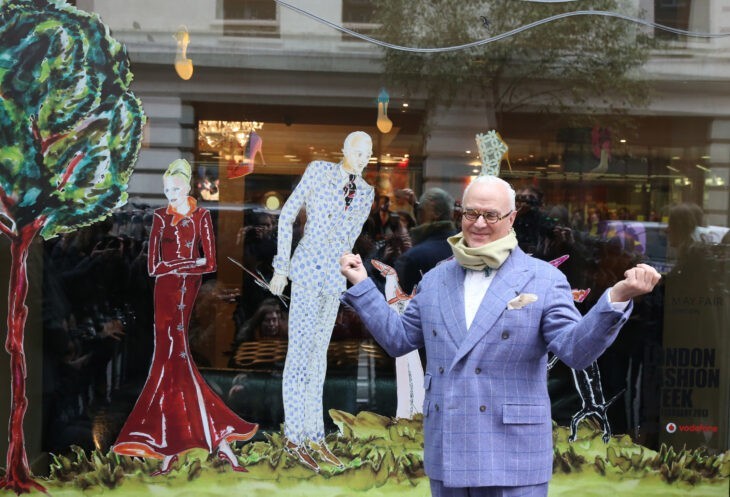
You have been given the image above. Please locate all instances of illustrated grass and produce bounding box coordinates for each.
[6,410,727,496]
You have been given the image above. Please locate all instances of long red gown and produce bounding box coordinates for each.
[113,199,257,459]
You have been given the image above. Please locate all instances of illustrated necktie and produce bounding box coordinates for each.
[343,174,356,210]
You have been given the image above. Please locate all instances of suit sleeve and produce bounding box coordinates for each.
[341,277,426,357]
[541,270,633,370]
[272,162,316,276]
[178,209,217,275]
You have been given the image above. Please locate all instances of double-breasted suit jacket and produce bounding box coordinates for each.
[342,247,633,488]
[273,160,374,295]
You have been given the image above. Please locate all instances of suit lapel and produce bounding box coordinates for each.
[439,260,468,348]
[449,249,532,371]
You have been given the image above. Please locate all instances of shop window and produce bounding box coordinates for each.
[341,0,378,42]
[219,0,279,38]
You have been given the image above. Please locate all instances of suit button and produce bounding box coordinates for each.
[438,367,444,374]
[432,329,437,336]
[479,405,486,412]
[501,332,510,339]
[435,404,440,412]
[475,367,481,374]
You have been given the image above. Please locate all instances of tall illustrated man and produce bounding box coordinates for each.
[270,131,374,471]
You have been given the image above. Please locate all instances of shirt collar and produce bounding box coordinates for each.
[339,163,358,181]
[166,196,197,226]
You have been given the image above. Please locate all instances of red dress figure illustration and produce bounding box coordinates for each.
[113,159,257,474]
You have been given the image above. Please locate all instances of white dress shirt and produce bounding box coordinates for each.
[464,268,629,331]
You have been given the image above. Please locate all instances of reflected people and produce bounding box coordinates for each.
[112,159,257,474]
[394,188,457,294]
[233,297,288,348]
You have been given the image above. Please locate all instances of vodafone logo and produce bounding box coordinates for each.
[665,422,717,434]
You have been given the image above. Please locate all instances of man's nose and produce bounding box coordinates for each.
[472,214,487,226]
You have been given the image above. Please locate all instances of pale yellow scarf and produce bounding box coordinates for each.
[448,229,518,271]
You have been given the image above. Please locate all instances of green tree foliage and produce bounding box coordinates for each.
[0,0,145,239]
[0,0,145,493]
[373,0,656,128]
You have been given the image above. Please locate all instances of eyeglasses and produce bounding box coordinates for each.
[462,209,513,224]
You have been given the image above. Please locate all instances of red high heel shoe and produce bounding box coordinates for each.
[227,131,266,179]
[218,450,248,472]
[151,454,178,476]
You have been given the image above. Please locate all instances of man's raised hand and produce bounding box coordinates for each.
[610,263,661,303]
[340,252,367,285]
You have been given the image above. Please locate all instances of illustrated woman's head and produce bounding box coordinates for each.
[163,159,192,211]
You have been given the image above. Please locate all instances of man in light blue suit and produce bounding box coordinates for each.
[340,175,660,497]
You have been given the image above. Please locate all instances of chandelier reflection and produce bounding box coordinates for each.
[198,120,264,149]
[199,120,266,179]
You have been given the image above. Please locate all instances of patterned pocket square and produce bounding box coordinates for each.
[507,293,538,310]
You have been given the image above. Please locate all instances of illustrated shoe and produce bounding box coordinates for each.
[284,439,320,472]
[226,130,265,179]
[589,147,609,174]
[218,450,248,472]
[244,131,265,167]
[151,454,178,476]
[309,441,344,468]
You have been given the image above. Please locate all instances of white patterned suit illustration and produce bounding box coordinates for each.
[270,131,374,470]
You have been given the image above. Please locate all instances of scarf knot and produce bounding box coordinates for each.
[447,229,518,271]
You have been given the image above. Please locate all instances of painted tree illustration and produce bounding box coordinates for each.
[0,0,145,493]
[374,0,656,130]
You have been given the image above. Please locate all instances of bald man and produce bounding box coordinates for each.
[340,175,660,497]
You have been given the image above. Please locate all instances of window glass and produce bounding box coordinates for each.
[3,0,727,489]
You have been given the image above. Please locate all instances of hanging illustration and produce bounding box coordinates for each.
[269,131,375,472]
[173,25,194,81]
[475,130,510,176]
[112,159,258,474]
[0,0,146,493]
[548,254,617,443]
[370,259,423,419]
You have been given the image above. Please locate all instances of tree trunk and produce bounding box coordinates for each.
[0,219,45,495]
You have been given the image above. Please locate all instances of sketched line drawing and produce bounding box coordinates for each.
[269,132,374,472]
[113,160,257,475]
[228,256,290,308]
[371,259,424,419]
[547,254,618,443]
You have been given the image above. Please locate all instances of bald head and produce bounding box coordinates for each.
[462,176,516,212]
